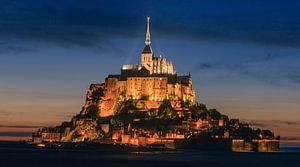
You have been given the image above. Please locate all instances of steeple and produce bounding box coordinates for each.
[142,16,152,54]
[145,16,151,45]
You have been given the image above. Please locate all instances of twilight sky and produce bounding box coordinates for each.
[0,0,300,142]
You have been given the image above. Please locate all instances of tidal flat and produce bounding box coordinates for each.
[0,142,299,167]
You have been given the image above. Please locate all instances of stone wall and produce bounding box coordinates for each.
[126,77,168,101]
[80,74,195,117]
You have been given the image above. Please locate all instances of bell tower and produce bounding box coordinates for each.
[141,17,153,74]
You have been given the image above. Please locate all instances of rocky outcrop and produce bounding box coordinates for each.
[80,80,121,117]
[61,119,104,142]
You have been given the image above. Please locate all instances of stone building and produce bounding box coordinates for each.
[120,17,195,102]
[81,17,196,117]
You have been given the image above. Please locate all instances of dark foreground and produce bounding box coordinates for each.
[0,142,299,167]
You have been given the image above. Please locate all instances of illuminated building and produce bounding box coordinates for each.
[82,17,196,117]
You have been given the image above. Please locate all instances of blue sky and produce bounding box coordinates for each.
[0,0,300,140]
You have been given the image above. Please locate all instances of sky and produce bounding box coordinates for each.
[0,0,300,142]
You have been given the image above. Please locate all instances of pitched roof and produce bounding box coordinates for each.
[142,45,152,54]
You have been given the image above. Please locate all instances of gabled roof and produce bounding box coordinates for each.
[142,45,152,54]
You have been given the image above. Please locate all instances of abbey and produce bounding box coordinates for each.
[139,17,175,75]
[33,18,279,151]
[82,17,196,117]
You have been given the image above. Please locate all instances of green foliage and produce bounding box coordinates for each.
[166,93,175,100]
[140,95,149,100]
[148,108,157,117]
[208,108,221,120]
[262,130,274,138]
[136,101,146,109]
[71,131,80,140]
[190,103,208,120]
[158,99,175,119]
[124,98,136,111]
[232,127,258,139]
[164,108,174,119]
[221,114,229,121]
[89,129,105,141]
[110,117,123,126]
[64,98,278,142]
[131,117,182,131]
[85,105,99,119]
[116,98,137,115]
[118,91,126,102]
[181,100,191,108]
[91,87,104,102]
[67,120,106,142]
[198,103,208,111]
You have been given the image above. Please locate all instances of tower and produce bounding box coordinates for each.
[141,17,154,74]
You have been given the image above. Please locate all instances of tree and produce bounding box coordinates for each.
[190,103,209,120]
[198,103,208,111]
[116,98,137,115]
[165,108,174,119]
[140,95,149,100]
[91,87,104,102]
[110,117,122,126]
[85,105,99,119]
[199,111,209,120]
[208,109,221,120]
[158,99,174,119]
[118,91,126,102]
[181,100,191,108]
[148,108,157,117]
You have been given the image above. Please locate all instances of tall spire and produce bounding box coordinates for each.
[142,17,152,54]
[145,16,151,45]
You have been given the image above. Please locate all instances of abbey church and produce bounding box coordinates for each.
[82,17,196,117]
[33,17,279,151]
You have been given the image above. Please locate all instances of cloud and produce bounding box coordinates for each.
[244,54,280,64]
[0,125,41,128]
[281,137,300,141]
[243,119,300,127]
[0,42,35,58]
[192,52,300,87]
[0,26,110,49]
[0,89,79,100]
[0,45,34,55]
[193,63,215,71]
[0,0,299,50]
[285,75,300,85]
[0,110,11,117]
[193,54,279,72]
[0,132,33,137]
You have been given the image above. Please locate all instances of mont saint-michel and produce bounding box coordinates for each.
[32,17,279,152]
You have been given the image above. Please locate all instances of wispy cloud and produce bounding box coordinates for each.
[0,110,11,117]
[193,63,215,71]
[0,89,79,100]
[0,0,299,51]
[193,53,280,71]
[0,132,33,137]
[0,125,41,128]
[244,54,280,64]
[281,136,300,141]
[242,119,300,130]
[285,75,300,85]
[192,53,300,87]
[0,45,34,55]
